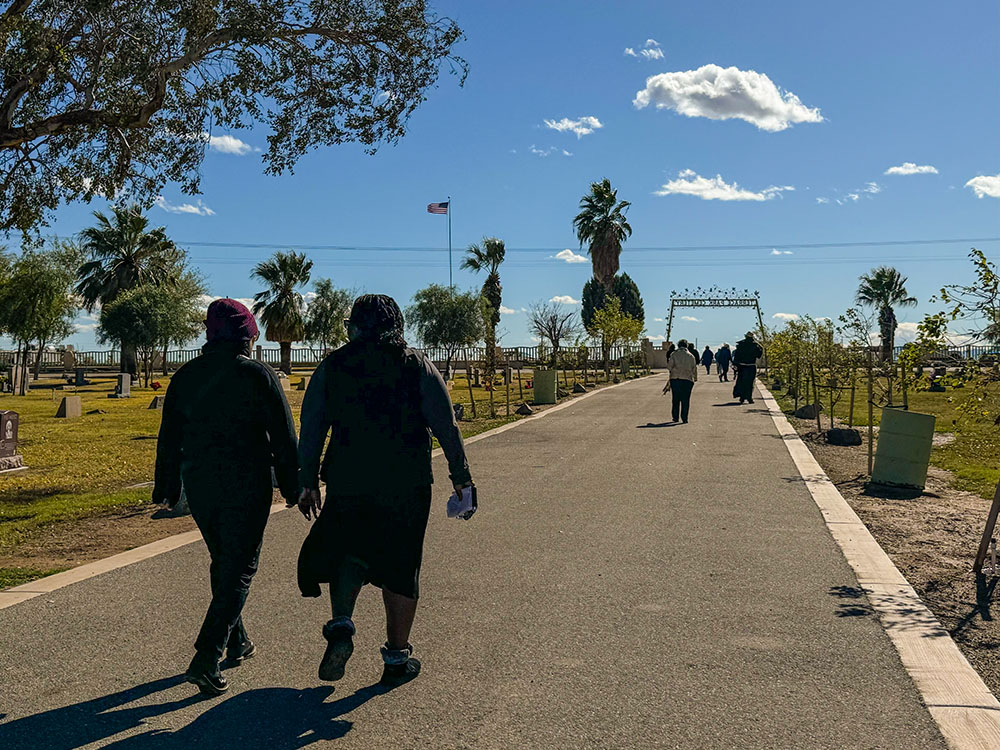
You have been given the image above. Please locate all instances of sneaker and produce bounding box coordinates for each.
[225,639,257,666]
[185,656,229,696]
[380,643,421,687]
[319,620,355,682]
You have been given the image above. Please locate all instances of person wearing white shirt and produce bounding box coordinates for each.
[662,338,698,423]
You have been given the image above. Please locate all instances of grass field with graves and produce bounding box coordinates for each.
[0,366,637,584]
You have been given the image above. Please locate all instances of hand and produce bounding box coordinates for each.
[662,383,671,394]
[297,488,323,520]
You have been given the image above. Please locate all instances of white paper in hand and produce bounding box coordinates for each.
[447,485,477,519]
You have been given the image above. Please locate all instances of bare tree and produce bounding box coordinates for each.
[528,302,582,368]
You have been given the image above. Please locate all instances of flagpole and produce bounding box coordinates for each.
[448,194,453,288]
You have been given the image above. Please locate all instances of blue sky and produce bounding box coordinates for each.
[16,0,1000,351]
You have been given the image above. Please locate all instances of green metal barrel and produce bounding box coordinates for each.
[871,407,937,490]
[533,369,558,405]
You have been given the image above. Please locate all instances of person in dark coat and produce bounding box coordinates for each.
[715,343,732,382]
[296,294,474,688]
[153,299,298,696]
[700,346,714,375]
[732,332,764,404]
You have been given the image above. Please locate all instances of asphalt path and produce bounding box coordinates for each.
[0,375,946,749]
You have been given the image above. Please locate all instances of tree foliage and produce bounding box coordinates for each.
[573,178,632,289]
[251,249,312,373]
[586,296,643,373]
[406,283,482,378]
[937,248,1000,344]
[304,278,353,352]
[98,284,177,386]
[528,301,582,368]
[581,273,643,332]
[462,236,505,404]
[0,1,467,235]
[855,266,917,361]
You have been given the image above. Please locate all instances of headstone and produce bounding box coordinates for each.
[928,382,946,393]
[62,349,76,371]
[56,395,82,418]
[0,410,22,471]
[296,376,311,391]
[573,382,587,394]
[9,364,27,395]
[826,428,863,446]
[452,403,465,422]
[794,403,823,420]
[278,373,291,392]
[108,373,131,399]
[0,411,18,458]
[74,368,86,387]
[148,395,166,410]
[515,402,533,416]
[557,387,570,398]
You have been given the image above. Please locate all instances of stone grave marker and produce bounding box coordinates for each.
[56,395,82,418]
[296,375,311,391]
[108,373,131,399]
[0,410,23,471]
[148,395,166,410]
[74,368,87,387]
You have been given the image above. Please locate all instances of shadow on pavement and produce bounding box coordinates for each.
[710,402,743,407]
[0,678,392,749]
[637,422,681,429]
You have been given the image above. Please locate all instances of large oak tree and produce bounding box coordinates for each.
[0,1,466,234]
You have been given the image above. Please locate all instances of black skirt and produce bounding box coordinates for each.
[297,485,433,599]
[733,364,757,400]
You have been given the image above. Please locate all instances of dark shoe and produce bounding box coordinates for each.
[748,398,755,404]
[319,620,355,682]
[380,643,421,687]
[185,656,229,696]
[225,639,257,666]
[682,419,689,424]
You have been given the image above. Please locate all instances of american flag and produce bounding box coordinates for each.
[427,201,449,215]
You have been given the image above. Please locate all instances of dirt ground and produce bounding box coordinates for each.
[784,414,1000,697]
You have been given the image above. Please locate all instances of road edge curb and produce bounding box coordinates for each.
[758,380,1000,749]
[0,373,654,611]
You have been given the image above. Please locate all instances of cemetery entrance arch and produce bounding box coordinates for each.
[665,287,767,348]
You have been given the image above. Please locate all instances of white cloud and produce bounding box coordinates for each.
[624,39,664,60]
[772,312,800,321]
[836,193,860,205]
[966,173,1000,198]
[205,134,257,155]
[633,64,823,132]
[647,334,666,341]
[154,196,215,216]
[654,169,794,201]
[771,249,793,255]
[863,182,882,194]
[499,305,517,315]
[680,315,701,322]
[885,162,938,176]
[551,249,588,264]
[653,317,664,322]
[815,197,829,204]
[529,144,573,158]
[550,295,580,305]
[543,116,603,138]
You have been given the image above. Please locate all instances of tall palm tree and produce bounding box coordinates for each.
[462,237,506,416]
[572,178,632,290]
[76,203,179,375]
[251,250,313,374]
[856,266,918,361]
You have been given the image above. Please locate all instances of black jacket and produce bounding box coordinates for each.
[153,341,298,507]
[733,338,764,367]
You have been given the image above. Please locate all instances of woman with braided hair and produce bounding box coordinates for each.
[295,294,475,686]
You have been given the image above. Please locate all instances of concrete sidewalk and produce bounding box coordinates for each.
[0,376,946,749]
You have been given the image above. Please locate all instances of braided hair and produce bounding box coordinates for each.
[348,294,407,347]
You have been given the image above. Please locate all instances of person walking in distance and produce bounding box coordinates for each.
[662,338,698,423]
[153,299,299,696]
[715,343,732,382]
[296,294,475,687]
[700,346,714,375]
[733,331,764,404]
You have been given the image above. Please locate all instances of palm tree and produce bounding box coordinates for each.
[572,178,632,290]
[76,203,179,375]
[251,250,313,374]
[856,266,918,361]
[462,237,506,416]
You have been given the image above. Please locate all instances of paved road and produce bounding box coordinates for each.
[0,376,946,749]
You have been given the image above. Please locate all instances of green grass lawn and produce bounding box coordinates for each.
[767,375,1000,499]
[0,367,642,555]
